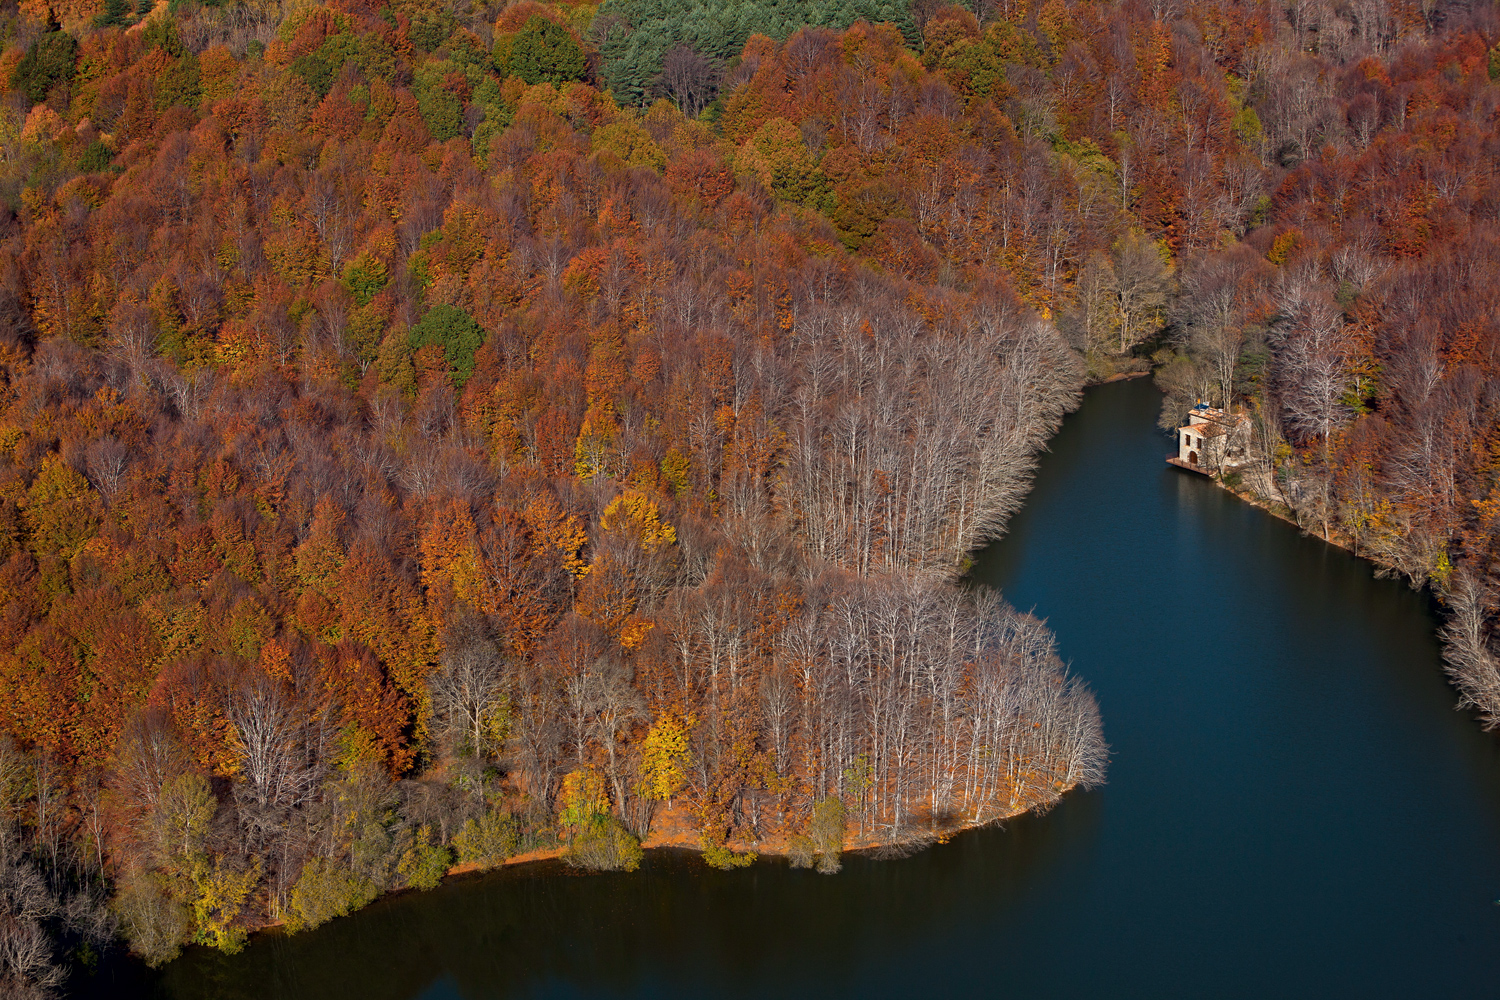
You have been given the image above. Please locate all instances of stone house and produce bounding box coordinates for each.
[1170,402,1249,473]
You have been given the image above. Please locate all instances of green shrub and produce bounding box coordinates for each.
[507,16,586,85]
[291,33,397,98]
[13,31,79,104]
[397,831,453,891]
[341,255,388,307]
[809,796,844,874]
[565,816,643,872]
[470,101,515,164]
[78,139,113,173]
[291,39,346,98]
[112,869,189,967]
[285,858,378,933]
[93,0,133,28]
[701,842,756,870]
[142,16,185,58]
[410,9,455,52]
[416,79,464,141]
[406,248,433,303]
[594,0,916,106]
[454,809,520,870]
[155,53,201,111]
[407,304,484,390]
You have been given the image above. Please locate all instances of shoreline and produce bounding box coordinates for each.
[237,372,1101,942]
[1094,369,1153,384]
[459,793,1057,876]
[631,795,1054,856]
[1199,473,1368,561]
[1181,462,1437,601]
[210,371,1103,949]
[246,792,1068,938]
[243,376,1139,944]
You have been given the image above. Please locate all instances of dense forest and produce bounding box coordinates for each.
[0,0,1494,989]
[1143,2,1500,731]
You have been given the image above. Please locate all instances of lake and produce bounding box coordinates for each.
[122,377,1500,998]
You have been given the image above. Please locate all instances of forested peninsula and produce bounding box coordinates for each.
[0,0,1498,991]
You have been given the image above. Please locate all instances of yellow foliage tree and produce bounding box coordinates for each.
[600,490,676,552]
[558,766,610,839]
[20,0,103,27]
[637,712,693,807]
[618,615,654,650]
[575,549,636,636]
[259,636,293,684]
[419,499,482,609]
[19,105,64,145]
[521,492,588,578]
[591,118,666,171]
[24,453,101,559]
[293,497,346,597]
[186,854,262,954]
[733,118,830,207]
[156,773,216,860]
[573,399,617,481]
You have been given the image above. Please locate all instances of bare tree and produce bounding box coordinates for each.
[1272,294,1352,451]
[229,676,322,813]
[775,578,1107,838]
[0,911,64,999]
[592,671,646,814]
[1441,572,1500,729]
[1112,231,1172,353]
[509,653,565,808]
[1177,253,1255,408]
[654,45,722,119]
[1060,251,1120,360]
[82,437,130,504]
[430,610,509,764]
[781,297,1081,577]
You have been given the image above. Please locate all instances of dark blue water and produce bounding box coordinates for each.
[133,378,1500,998]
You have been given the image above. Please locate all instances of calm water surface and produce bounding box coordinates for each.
[127,378,1500,998]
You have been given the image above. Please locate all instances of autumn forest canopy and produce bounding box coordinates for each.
[0,0,1497,990]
